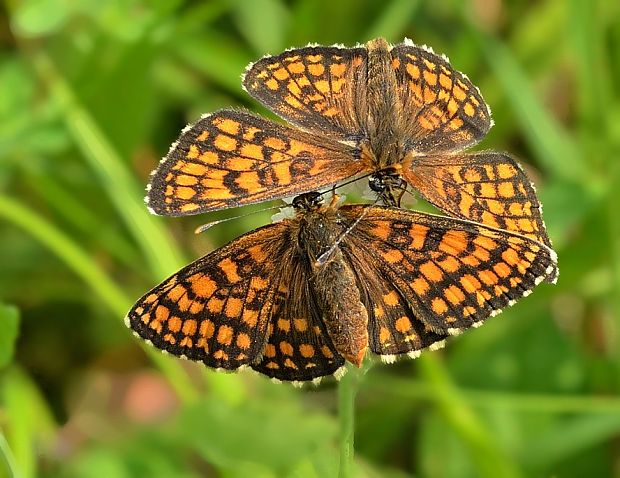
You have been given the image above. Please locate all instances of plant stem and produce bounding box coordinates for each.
[338,365,359,478]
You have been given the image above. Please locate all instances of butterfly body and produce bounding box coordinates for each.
[294,193,369,367]
[364,37,404,169]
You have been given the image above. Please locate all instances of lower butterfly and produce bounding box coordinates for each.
[126,192,558,383]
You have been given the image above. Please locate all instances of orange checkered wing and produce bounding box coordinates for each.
[345,249,448,358]
[341,206,557,336]
[147,109,366,216]
[125,221,289,370]
[391,42,492,153]
[251,256,345,382]
[402,152,552,247]
[243,45,367,139]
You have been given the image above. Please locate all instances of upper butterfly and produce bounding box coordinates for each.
[147,38,552,247]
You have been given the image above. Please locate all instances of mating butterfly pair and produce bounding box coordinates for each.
[126,38,557,383]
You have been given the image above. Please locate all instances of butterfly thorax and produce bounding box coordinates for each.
[293,196,369,366]
[364,37,406,169]
[294,197,339,264]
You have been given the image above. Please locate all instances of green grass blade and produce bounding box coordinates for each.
[364,0,421,41]
[568,0,611,144]
[231,0,289,54]
[521,414,620,470]
[415,356,523,478]
[0,304,19,369]
[474,34,589,185]
[24,173,140,269]
[0,195,129,315]
[0,194,197,403]
[607,105,620,382]
[367,374,620,413]
[0,430,20,478]
[29,52,185,280]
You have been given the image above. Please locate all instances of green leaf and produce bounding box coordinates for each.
[12,0,74,37]
[520,414,620,470]
[0,304,19,368]
[1,367,56,478]
[173,396,337,474]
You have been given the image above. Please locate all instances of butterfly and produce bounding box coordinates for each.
[146,37,552,248]
[127,192,558,382]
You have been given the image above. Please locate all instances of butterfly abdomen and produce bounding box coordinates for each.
[312,253,369,367]
[366,38,403,169]
[296,205,369,367]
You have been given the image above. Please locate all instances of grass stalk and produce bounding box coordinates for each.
[338,365,359,478]
[0,196,128,316]
[476,36,586,185]
[25,172,141,269]
[20,44,249,400]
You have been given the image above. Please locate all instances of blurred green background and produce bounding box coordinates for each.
[1,0,619,477]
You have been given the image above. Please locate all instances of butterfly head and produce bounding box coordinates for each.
[369,167,407,207]
[292,192,324,212]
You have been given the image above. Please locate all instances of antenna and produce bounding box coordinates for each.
[315,195,381,266]
[195,172,376,234]
[326,171,374,192]
[194,204,286,234]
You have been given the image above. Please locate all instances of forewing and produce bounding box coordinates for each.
[391,42,492,153]
[403,152,552,247]
[342,206,558,335]
[251,254,345,381]
[147,109,366,216]
[125,222,289,370]
[243,45,367,140]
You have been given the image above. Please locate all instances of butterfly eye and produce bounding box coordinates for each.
[368,174,384,193]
